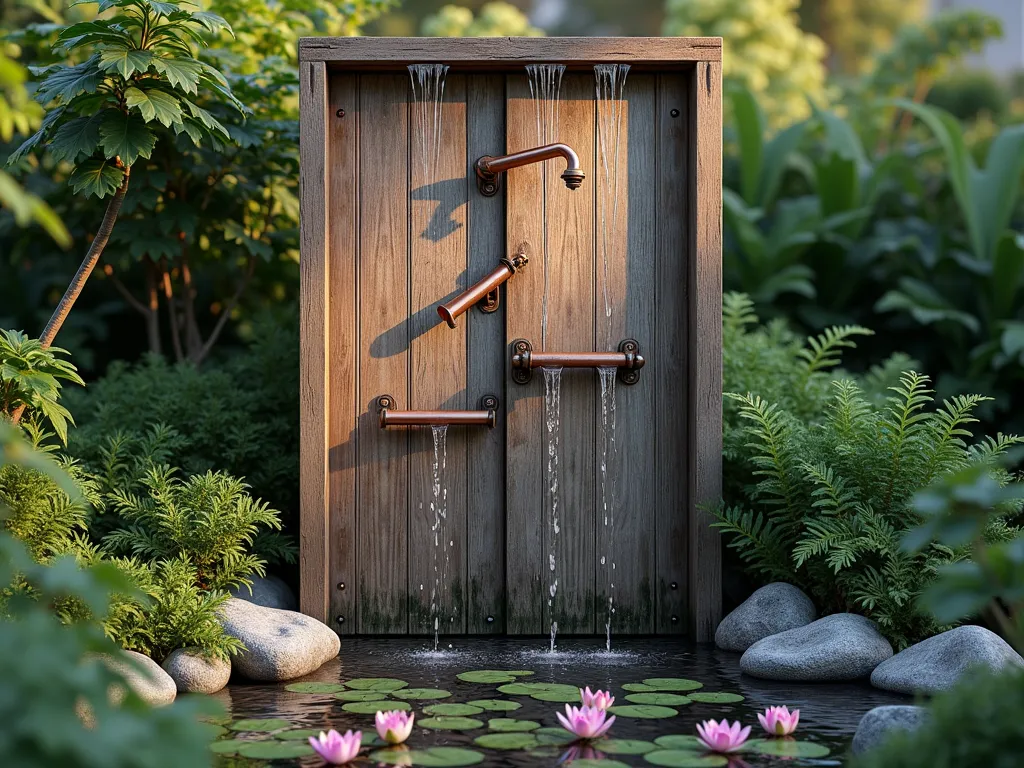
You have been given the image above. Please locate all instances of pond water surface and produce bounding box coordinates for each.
[211,637,908,767]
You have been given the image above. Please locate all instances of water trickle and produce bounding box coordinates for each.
[598,366,619,651]
[430,425,449,653]
[594,64,630,349]
[542,366,563,652]
[526,64,566,352]
[408,64,449,235]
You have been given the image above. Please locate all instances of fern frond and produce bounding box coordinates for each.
[723,292,758,334]
[797,325,874,385]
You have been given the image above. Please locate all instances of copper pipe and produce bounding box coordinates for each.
[476,143,585,195]
[510,339,646,386]
[437,252,528,328]
[377,395,498,429]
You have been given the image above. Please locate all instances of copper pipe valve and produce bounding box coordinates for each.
[510,339,645,386]
[437,251,528,328]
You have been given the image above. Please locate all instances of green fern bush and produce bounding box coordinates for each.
[719,369,1023,648]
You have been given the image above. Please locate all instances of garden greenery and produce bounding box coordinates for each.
[720,294,1023,648]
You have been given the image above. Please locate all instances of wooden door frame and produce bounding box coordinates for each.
[298,37,723,640]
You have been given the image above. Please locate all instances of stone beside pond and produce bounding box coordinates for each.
[162,647,232,694]
[851,705,929,754]
[715,582,816,652]
[230,574,297,611]
[101,650,178,706]
[740,613,893,682]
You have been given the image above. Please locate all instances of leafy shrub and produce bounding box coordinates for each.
[422,3,543,37]
[720,297,1023,648]
[927,69,1008,121]
[0,329,82,443]
[852,666,1024,768]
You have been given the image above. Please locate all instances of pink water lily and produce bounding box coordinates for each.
[375,710,415,745]
[696,719,751,754]
[556,704,616,739]
[758,705,800,736]
[308,729,361,765]
[579,687,615,710]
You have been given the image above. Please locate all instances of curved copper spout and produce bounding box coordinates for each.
[476,143,585,196]
[437,251,528,329]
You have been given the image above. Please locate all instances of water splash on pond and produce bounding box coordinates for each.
[430,424,449,653]
[543,366,563,652]
[526,63,565,351]
[598,366,618,651]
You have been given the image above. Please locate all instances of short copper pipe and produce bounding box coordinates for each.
[510,339,645,386]
[377,394,498,429]
[476,143,585,196]
[437,252,528,328]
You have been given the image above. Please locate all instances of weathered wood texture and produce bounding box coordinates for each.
[688,61,724,642]
[299,60,330,622]
[300,37,722,65]
[298,42,723,637]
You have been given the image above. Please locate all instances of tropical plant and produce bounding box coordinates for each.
[0,329,83,443]
[422,2,543,36]
[719,297,1024,647]
[663,0,829,124]
[6,0,245,355]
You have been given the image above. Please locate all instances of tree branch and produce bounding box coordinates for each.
[192,254,256,366]
[104,264,149,316]
[161,260,184,363]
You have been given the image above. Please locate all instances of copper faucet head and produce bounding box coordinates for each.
[561,168,585,190]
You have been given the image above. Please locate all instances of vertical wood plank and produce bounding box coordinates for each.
[408,74,469,636]
[595,74,657,635]
[689,61,723,641]
[655,72,690,635]
[357,74,410,634]
[504,72,545,634]
[299,60,330,623]
[543,73,596,635]
[466,75,507,634]
[328,72,358,632]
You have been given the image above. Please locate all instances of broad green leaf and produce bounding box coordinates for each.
[68,157,124,198]
[125,87,183,127]
[4,106,65,165]
[992,232,1024,319]
[1001,322,1024,363]
[181,98,229,138]
[0,171,72,246]
[190,11,232,37]
[144,0,184,18]
[99,111,156,166]
[98,46,154,79]
[152,58,202,95]
[759,120,808,209]
[728,86,765,206]
[974,124,1024,263]
[173,118,204,146]
[48,111,107,163]
[815,106,867,168]
[36,57,103,104]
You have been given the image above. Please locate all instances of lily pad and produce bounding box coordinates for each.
[473,732,540,750]
[644,751,728,767]
[196,722,227,740]
[334,690,392,702]
[274,728,325,741]
[530,689,583,703]
[423,703,485,717]
[751,740,831,758]
[625,693,692,706]
[622,683,657,692]
[533,727,576,746]
[238,741,316,759]
[457,670,517,684]
[487,718,540,732]
[228,718,292,732]
[642,678,705,692]
[608,705,678,719]
[283,681,346,694]
[569,761,631,768]
[209,739,248,755]
[419,716,485,731]
[497,681,578,696]
[345,677,409,692]
[505,670,535,677]
[687,692,744,704]
[342,700,411,714]
[394,688,452,700]
[598,739,659,754]
[468,699,521,712]
[370,747,485,766]
[654,735,703,750]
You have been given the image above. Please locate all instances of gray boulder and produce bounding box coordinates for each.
[715,583,816,652]
[851,705,929,755]
[218,598,339,682]
[740,613,893,681]
[99,650,177,706]
[871,625,1024,695]
[230,574,297,611]
[162,648,231,694]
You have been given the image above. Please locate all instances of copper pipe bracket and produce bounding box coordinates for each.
[377,394,499,429]
[476,161,502,197]
[479,287,500,313]
[510,338,645,386]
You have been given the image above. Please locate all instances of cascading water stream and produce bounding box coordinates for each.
[543,367,563,652]
[408,64,449,191]
[430,425,449,653]
[598,367,618,651]
[595,64,628,651]
[526,64,565,352]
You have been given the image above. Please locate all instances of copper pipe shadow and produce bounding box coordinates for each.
[377,394,499,429]
[476,143,585,196]
[510,339,645,386]
[437,251,528,328]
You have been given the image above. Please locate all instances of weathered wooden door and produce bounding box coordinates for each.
[298,39,723,640]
